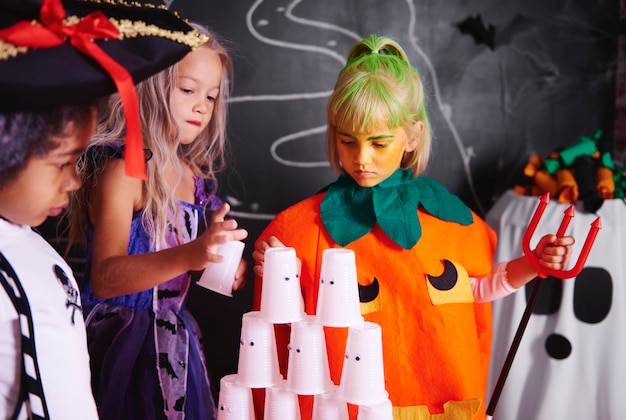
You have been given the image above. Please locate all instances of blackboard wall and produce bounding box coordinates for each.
[42,0,619,397]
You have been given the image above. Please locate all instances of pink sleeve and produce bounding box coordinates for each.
[471,261,517,303]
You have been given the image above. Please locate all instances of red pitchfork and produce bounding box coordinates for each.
[486,193,602,419]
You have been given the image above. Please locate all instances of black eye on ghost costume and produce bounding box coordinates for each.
[527,268,612,322]
[573,267,612,324]
[525,267,612,360]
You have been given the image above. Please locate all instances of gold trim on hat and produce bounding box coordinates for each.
[0,42,27,60]
[110,18,209,49]
[0,16,208,61]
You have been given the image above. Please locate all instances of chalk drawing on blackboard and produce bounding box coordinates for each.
[271,126,329,168]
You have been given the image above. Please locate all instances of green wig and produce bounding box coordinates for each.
[326,34,432,176]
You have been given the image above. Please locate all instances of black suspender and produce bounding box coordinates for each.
[0,252,50,420]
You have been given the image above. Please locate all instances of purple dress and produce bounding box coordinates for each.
[81,166,222,420]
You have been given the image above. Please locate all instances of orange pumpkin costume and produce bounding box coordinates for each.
[254,172,496,420]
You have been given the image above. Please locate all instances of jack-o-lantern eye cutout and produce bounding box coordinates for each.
[358,277,381,315]
[525,266,612,360]
[426,259,474,305]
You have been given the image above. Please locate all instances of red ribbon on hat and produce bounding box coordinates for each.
[0,0,147,180]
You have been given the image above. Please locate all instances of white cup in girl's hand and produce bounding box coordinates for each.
[197,241,245,297]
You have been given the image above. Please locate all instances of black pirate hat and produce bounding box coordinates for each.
[0,0,208,178]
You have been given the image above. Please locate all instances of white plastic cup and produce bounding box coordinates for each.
[357,399,393,420]
[315,248,364,327]
[259,247,305,323]
[312,386,349,420]
[197,240,245,297]
[263,379,301,420]
[285,315,334,395]
[216,374,256,420]
[338,322,388,406]
[236,311,282,388]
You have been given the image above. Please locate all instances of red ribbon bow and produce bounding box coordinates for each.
[0,0,147,180]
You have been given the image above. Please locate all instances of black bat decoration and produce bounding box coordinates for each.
[158,353,179,378]
[457,13,535,50]
[156,318,177,334]
[158,288,181,299]
[456,14,496,49]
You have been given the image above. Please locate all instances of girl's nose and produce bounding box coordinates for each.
[194,99,208,114]
[355,145,371,164]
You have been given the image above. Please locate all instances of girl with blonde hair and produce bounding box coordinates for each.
[69,23,247,420]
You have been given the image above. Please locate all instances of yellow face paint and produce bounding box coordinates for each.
[336,120,416,188]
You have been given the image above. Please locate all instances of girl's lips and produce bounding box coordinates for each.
[187,120,201,127]
[49,202,68,217]
[48,207,63,217]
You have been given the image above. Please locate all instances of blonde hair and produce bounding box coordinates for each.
[68,23,233,251]
[326,34,431,176]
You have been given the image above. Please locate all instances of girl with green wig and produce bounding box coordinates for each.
[252,35,573,419]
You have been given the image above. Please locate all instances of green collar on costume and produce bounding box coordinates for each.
[320,169,473,249]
